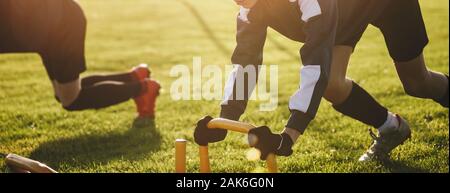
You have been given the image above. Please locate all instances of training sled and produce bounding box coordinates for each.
[2,153,57,173]
[176,118,277,173]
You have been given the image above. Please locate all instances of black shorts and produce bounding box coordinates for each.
[0,0,87,83]
[336,0,429,62]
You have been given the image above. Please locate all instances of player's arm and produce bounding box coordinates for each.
[250,0,339,159]
[220,5,268,121]
[195,2,268,146]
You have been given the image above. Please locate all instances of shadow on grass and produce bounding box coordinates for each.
[384,160,429,173]
[29,118,161,171]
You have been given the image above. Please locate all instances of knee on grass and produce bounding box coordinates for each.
[61,93,82,112]
[52,80,82,110]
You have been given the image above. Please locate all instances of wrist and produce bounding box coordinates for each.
[283,127,301,143]
[276,133,294,157]
[286,110,312,134]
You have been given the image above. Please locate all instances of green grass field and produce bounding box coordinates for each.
[0,0,448,173]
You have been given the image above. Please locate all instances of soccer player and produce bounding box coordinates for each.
[322,0,448,161]
[194,0,448,163]
[196,0,339,157]
[0,0,161,119]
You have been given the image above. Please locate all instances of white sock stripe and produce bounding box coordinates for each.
[378,112,400,133]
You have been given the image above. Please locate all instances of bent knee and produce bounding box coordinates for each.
[403,82,428,97]
[324,79,351,104]
[55,96,76,111]
[60,94,79,110]
[324,85,344,104]
[400,74,430,97]
[53,79,81,108]
[63,103,76,111]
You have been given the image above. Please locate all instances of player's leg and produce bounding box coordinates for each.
[375,0,449,108]
[395,54,449,108]
[324,46,411,163]
[42,0,142,110]
[47,58,157,118]
[355,0,448,162]
[53,78,146,111]
[328,0,403,134]
[325,0,413,161]
[81,73,136,87]
[81,64,151,87]
[323,46,353,105]
[324,46,401,134]
[41,0,160,118]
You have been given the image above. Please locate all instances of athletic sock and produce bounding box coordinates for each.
[377,112,399,134]
[332,82,388,128]
[64,81,142,111]
[81,73,135,87]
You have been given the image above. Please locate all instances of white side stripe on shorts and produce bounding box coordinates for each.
[238,6,251,23]
[290,0,322,22]
[289,65,321,113]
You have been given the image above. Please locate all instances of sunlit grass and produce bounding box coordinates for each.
[0,0,448,173]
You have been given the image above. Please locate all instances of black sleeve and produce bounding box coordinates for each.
[220,8,268,121]
[286,0,338,133]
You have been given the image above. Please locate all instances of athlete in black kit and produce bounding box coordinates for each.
[0,0,161,119]
[194,0,449,163]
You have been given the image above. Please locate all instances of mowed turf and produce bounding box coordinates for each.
[0,0,448,173]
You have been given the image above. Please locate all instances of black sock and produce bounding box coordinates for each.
[81,73,135,87]
[333,82,388,128]
[64,81,142,111]
[434,75,449,108]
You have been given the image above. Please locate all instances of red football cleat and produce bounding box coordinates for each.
[130,64,153,118]
[134,79,161,119]
[131,63,150,81]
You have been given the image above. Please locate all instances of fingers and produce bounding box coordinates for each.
[260,151,270,161]
[249,126,277,160]
[277,148,293,157]
[194,116,213,146]
[249,126,294,159]
[248,133,259,147]
[248,126,272,147]
[198,116,214,127]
